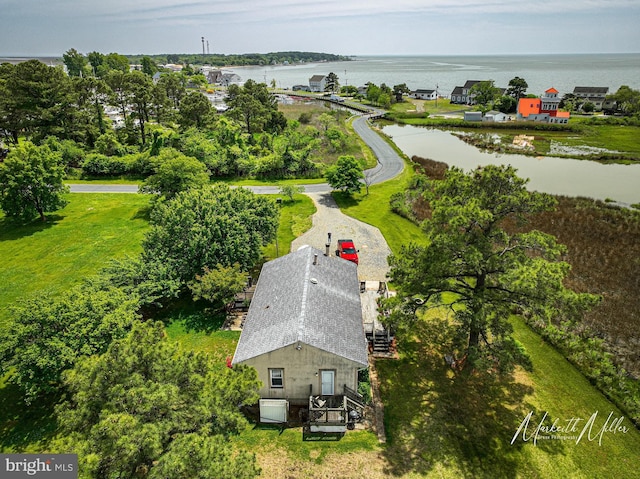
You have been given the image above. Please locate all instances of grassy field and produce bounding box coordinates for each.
[0,193,151,327]
[3,162,640,477]
[278,102,366,167]
[375,314,640,479]
[262,193,316,259]
[391,98,472,115]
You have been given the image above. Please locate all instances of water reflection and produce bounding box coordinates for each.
[381,124,640,204]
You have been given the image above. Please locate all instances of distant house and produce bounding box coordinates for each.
[483,110,508,122]
[450,80,483,104]
[517,88,570,123]
[451,81,505,105]
[232,246,368,424]
[309,75,326,92]
[450,86,464,103]
[220,73,242,86]
[292,84,308,91]
[207,69,223,84]
[152,72,162,83]
[572,86,609,111]
[163,63,183,72]
[410,89,437,100]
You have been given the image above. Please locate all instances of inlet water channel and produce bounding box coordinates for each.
[381,124,640,205]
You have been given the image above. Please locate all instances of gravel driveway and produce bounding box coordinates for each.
[290,192,391,282]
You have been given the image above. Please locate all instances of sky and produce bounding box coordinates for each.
[1,0,639,57]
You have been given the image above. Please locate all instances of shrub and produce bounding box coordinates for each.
[82,153,130,177]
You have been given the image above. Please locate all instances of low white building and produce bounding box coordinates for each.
[483,110,508,122]
[411,89,437,100]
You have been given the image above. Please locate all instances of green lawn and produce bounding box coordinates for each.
[263,193,316,259]
[0,193,151,327]
[376,314,640,478]
[333,161,426,253]
[3,167,640,477]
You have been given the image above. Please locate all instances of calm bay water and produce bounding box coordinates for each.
[232,54,640,204]
[381,124,640,204]
[230,53,640,98]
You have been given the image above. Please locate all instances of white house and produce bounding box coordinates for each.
[411,89,437,100]
[483,110,508,122]
[573,86,609,111]
[309,75,326,92]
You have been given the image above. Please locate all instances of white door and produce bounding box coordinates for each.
[321,370,335,396]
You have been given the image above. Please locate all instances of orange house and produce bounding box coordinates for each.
[517,88,570,123]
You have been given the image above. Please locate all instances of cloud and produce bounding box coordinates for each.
[1,0,638,55]
[10,0,638,22]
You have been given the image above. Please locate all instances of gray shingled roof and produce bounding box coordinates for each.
[573,86,609,95]
[232,246,368,366]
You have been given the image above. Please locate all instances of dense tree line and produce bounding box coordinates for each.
[127,51,351,67]
[0,54,327,190]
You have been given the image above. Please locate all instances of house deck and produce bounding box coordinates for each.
[360,281,396,356]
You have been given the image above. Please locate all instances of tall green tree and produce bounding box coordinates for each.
[102,52,130,74]
[325,155,364,195]
[469,80,501,111]
[506,76,528,101]
[226,79,280,134]
[386,165,599,372]
[0,142,69,221]
[0,285,139,402]
[158,72,187,109]
[125,70,154,145]
[609,85,640,115]
[0,63,20,144]
[179,91,213,129]
[2,60,72,141]
[86,51,104,76]
[324,72,340,93]
[142,184,279,284]
[69,76,110,145]
[55,321,261,479]
[141,56,157,76]
[62,48,87,77]
[393,83,411,102]
[105,69,131,124]
[140,154,210,198]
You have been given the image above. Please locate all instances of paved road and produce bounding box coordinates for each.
[67,112,403,280]
[68,183,140,193]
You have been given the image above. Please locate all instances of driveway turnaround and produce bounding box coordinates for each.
[290,192,391,282]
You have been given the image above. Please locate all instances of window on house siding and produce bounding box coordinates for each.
[269,368,284,388]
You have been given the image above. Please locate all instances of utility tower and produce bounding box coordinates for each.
[201,36,205,56]
[207,41,210,54]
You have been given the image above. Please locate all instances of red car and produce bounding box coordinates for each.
[336,239,359,265]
